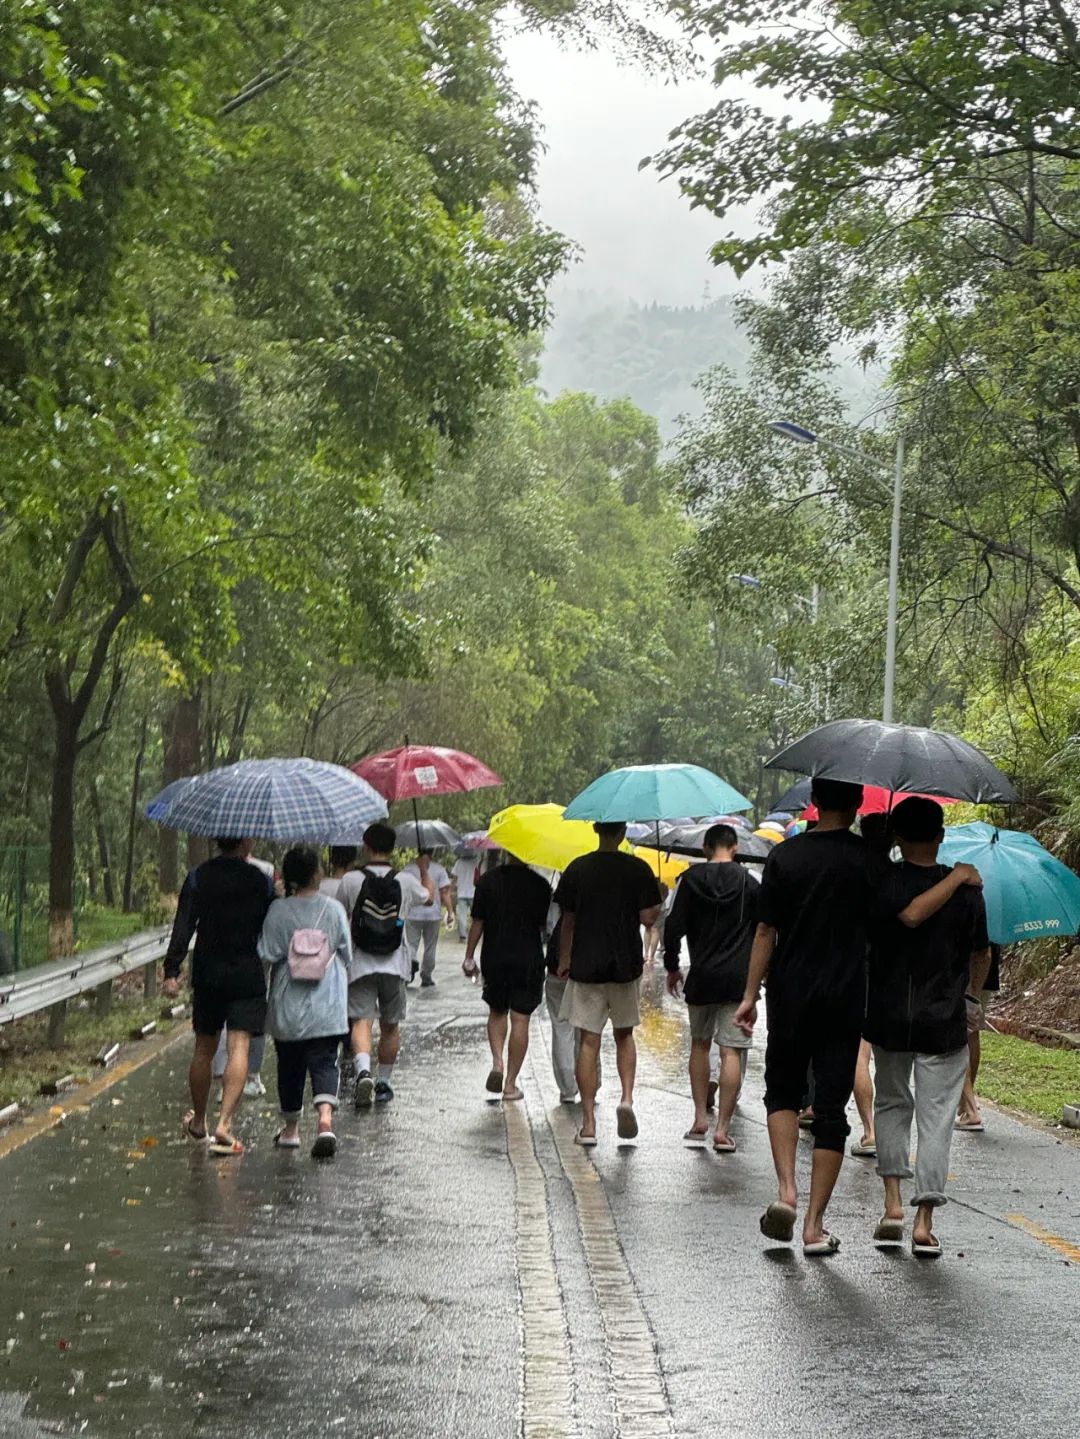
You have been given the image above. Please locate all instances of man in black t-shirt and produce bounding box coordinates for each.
[866,797,989,1257]
[163,836,274,1155]
[735,778,965,1255]
[464,856,553,1101]
[555,824,662,1147]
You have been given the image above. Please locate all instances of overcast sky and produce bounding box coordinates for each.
[502,26,751,308]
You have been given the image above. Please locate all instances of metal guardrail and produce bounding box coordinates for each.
[0,927,171,1026]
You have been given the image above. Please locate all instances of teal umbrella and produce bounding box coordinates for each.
[938,822,1080,944]
[563,763,752,823]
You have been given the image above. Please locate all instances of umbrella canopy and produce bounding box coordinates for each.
[455,830,498,855]
[939,823,1080,944]
[775,776,962,819]
[146,759,388,842]
[633,847,689,886]
[395,819,461,852]
[563,763,752,823]
[753,827,784,845]
[766,719,1018,805]
[488,803,631,872]
[352,745,501,802]
[661,821,773,862]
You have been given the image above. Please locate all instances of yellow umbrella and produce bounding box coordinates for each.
[633,846,689,886]
[488,803,631,871]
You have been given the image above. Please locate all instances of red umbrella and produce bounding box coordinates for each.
[803,783,960,822]
[351,743,502,837]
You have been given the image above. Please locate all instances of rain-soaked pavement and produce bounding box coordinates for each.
[3,939,1080,1438]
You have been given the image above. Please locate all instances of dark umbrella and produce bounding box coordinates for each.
[766,719,1018,805]
[395,819,461,852]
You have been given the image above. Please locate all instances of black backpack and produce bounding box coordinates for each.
[350,866,404,955]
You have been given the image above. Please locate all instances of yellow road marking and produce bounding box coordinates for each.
[1005,1213,1080,1263]
[0,1025,188,1161]
[505,1099,577,1439]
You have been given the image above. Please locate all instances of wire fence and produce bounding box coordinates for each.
[0,846,100,974]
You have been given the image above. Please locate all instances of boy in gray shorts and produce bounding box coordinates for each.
[664,824,757,1153]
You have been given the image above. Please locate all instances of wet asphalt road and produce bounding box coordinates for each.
[2,937,1080,1438]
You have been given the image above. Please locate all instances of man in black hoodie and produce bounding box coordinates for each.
[664,825,756,1152]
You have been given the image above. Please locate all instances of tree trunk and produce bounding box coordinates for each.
[91,775,115,908]
[47,722,78,960]
[122,715,148,911]
[158,689,202,897]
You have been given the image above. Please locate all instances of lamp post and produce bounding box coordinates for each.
[768,420,904,724]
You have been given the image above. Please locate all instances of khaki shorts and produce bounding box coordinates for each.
[560,978,641,1034]
[688,1002,749,1050]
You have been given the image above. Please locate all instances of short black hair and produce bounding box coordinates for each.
[810,778,864,814]
[329,845,357,871]
[215,837,245,853]
[282,845,320,894]
[703,823,738,854]
[891,796,945,843]
[593,821,627,839]
[363,821,396,855]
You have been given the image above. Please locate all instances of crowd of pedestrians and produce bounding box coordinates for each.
[164,781,991,1257]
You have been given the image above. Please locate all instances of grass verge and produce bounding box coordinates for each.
[978,1032,1080,1124]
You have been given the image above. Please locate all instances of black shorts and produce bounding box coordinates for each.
[482,975,543,1016]
[763,1004,860,1154]
[192,989,267,1038]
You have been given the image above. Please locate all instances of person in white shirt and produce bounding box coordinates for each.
[400,850,453,987]
[337,823,434,1107]
[320,845,357,898]
[451,853,479,941]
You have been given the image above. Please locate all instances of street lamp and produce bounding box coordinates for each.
[769,419,904,724]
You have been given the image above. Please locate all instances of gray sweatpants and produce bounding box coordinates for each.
[544,974,599,1102]
[873,1044,970,1208]
[405,918,441,980]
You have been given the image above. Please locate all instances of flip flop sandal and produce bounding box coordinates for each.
[273,1129,301,1149]
[208,1134,245,1157]
[502,1087,525,1102]
[912,1236,942,1257]
[485,1068,505,1094]
[759,1202,797,1243]
[803,1234,841,1257]
[873,1218,905,1248]
[850,1141,877,1157]
[712,1137,737,1153]
[955,1118,985,1132]
[616,1103,639,1140]
[797,1112,816,1129]
[683,1128,709,1146]
[311,1131,337,1159]
[574,1129,598,1148]
[181,1111,208,1143]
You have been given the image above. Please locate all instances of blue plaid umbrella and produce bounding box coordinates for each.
[145,759,388,842]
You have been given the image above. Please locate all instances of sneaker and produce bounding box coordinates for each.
[355,1070,375,1110]
[706,1080,718,1113]
[243,1076,266,1099]
[420,976,436,988]
[374,1079,394,1103]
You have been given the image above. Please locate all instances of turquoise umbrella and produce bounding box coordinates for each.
[563,763,752,823]
[938,822,1080,944]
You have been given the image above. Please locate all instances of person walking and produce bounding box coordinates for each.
[865,798,989,1256]
[452,852,479,942]
[400,849,453,986]
[321,845,357,897]
[556,823,661,1146]
[664,824,756,1153]
[542,910,601,1104]
[464,855,552,1100]
[162,836,275,1155]
[337,823,434,1107]
[957,941,1001,1132]
[258,847,352,1158]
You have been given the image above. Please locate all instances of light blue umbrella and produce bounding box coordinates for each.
[564,764,752,823]
[146,758,388,843]
[938,822,1080,944]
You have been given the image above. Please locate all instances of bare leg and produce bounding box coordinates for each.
[377,1022,400,1067]
[688,1037,711,1132]
[577,1031,601,1138]
[350,1017,373,1061]
[912,1200,937,1247]
[804,1147,844,1246]
[714,1046,742,1144]
[613,1026,636,1106]
[505,1012,530,1092]
[488,1010,508,1071]
[767,1108,799,1210]
[882,1174,904,1221]
[188,1034,218,1134]
[216,1029,251,1139]
[854,1039,876,1146]
[315,1100,334,1136]
[959,1030,982,1122]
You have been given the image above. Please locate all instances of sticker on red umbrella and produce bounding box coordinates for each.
[413,766,439,789]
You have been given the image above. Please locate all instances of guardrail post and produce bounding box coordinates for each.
[144,960,158,1000]
[47,999,67,1049]
[94,979,113,1016]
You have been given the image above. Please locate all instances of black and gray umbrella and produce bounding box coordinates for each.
[774,778,812,812]
[766,719,1019,805]
[395,819,461,852]
[646,821,772,863]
